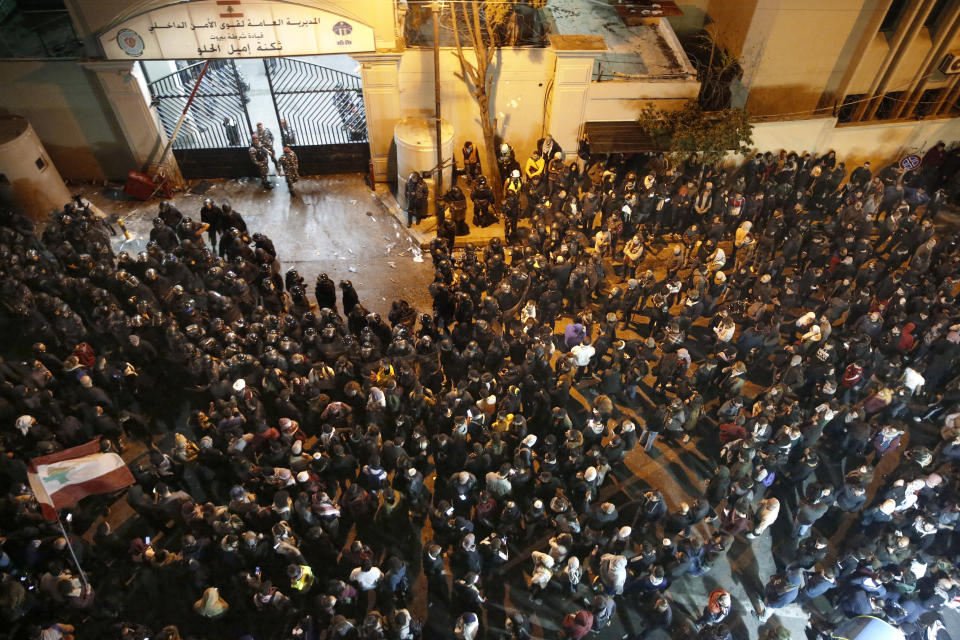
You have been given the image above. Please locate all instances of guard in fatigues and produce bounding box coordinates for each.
[278,146,300,194]
[256,122,278,168]
[249,136,272,189]
[405,172,429,227]
[279,118,296,146]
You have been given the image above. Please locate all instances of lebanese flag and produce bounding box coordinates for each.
[28,440,135,521]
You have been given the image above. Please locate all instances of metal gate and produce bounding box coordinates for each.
[263,57,370,175]
[148,60,253,179]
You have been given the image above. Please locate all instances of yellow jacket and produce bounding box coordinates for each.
[525,156,544,180]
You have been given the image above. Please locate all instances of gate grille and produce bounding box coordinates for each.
[148,60,253,150]
[147,60,254,179]
[264,58,368,145]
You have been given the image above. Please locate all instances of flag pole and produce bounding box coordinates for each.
[56,513,89,589]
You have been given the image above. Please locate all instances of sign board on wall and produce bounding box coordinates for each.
[899,154,921,170]
[99,0,375,59]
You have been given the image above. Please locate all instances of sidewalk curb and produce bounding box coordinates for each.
[371,185,433,250]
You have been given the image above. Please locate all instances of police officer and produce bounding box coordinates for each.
[471,176,495,228]
[503,192,520,241]
[158,201,183,228]
[249,135,272,189]
[278,146,300,194]
[405,172,429,227]
[444,183,469,236]
[199,198,222,248]
[315,273,337,310]
[149,217,178,251]
[497,143,518,181]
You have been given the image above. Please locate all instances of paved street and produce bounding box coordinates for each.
[80,174,435,319]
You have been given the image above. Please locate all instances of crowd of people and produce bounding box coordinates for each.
[0,135,959,640]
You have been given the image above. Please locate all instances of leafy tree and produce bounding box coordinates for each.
[637,100,753,177]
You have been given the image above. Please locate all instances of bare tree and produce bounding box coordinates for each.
[449,1,507,211]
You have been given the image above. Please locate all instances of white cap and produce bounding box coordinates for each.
[233,378,246,391]
[296,471,310,483]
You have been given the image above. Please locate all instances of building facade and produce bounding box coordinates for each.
[0,0,700,185]
[3,0,960,189]
[671,0,960,122]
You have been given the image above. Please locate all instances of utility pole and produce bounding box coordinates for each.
[432,1,444,212]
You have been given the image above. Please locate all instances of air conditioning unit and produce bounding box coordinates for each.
[940,53,960,75]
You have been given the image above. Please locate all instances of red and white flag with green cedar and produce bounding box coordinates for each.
[28,440,135,521]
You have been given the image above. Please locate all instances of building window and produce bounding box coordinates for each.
[877,91,905,119]
[837,94,865,123]
[35,157,46,171]
[880,0,907,32]
[926,0,949,29]
[917,88,941,117]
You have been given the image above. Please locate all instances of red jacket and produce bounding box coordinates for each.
[562,611,595,639]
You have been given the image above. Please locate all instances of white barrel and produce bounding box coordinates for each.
[394,116,454,216]
[0,115,71,222]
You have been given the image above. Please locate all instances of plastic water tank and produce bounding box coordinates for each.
[394,117,454,216]
[0,115,71,222]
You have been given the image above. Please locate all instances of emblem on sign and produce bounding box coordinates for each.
[899,154,921,171]
[333,21,353,46]
[117,27,145,57]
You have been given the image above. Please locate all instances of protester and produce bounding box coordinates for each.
[0,139,959,640]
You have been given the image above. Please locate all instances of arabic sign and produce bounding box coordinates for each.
[99,1,375,59]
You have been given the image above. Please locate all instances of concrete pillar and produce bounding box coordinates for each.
[547,35,607,159]
[893,0,960,119]
[933,72,960,115]
[354,52,403,182]
[81,60,182,184]
[819,0,894,113]
[854,0,936,121]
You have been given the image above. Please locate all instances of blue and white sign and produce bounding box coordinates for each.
[900,154,921,170]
